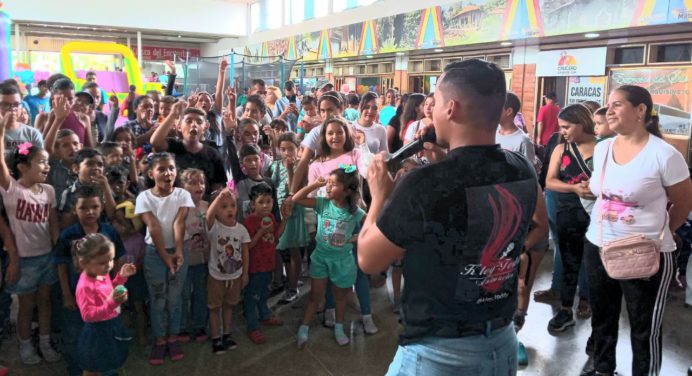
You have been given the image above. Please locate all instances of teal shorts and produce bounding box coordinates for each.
[309,249,356,288]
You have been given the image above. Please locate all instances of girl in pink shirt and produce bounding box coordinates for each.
[0,112,60,365]
[74,233,136,375]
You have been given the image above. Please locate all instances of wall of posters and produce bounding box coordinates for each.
[242,0,692,62]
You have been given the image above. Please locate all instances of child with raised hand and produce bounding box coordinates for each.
[74,233,136,376]
[270,132,310,304]
[179,168,211,343]
[243,183,288,344]
[206,187,250,354]
[292,167,366,348]
[135,152,195,365]
[0,113,61,365]
[53,185,128,375]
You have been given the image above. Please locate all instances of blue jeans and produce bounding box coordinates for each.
[180,263,209,332]
[143,245,189,338]
[546,190,588,298]
[325,242,371,315]
[386,325,518,376]
[244,271,272,331]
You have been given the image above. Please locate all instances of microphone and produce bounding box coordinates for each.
[386,127,437,170]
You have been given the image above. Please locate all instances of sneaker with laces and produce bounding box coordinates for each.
[19,343,42,365]
[211,338,225,355]
[149,342,166,365]
[323,308,335,328]
[548,309,576,332]
[362,315,378,334]
[167,341,184,361]
[278,289,299,305]
[223,334,238,350]
[38,342,61,363]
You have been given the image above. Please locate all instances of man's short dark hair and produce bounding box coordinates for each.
[504,92,521,117]
[47,74,69,93]
[245,94,266,114]
[86,71,96,77]
[440,59,507,130]
[75,148,103,166]
[0,83,19,95]
[239,143,261,160]
[161,95,177,105]
[251,79,266,87]
[183,107,206,118]
[72,185,102,205]
[249,182,273,202]
[284,80,295,90]
[52,78,75,93]
[37,80,48,88]
[83,82,100,91]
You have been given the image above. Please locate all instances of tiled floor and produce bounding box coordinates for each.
[2,251,691,376]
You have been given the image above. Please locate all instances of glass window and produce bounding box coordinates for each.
[334,0,379,12]
[267,0,282,29]
[251,2,261,32]
[285,0,304,24]
[613,46,644,65]
[656,43,692,62]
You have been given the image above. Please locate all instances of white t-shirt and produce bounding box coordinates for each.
[403,120,424,144]
[585,136,689,252]
[3,124,44,162]
[301,125,322,154]
[496,126,536,164]
[351,122,389,155]
[207,221,251,281]
[0,179,55,257]
[135,188,195,249]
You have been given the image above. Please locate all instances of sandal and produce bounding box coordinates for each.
[533,289,560,302]
[577,299,592,319]
[261,316,284,326]
[248,330,266,344]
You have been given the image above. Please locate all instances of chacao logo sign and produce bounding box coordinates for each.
[557,51,578,73]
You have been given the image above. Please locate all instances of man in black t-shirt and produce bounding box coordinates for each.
[359,59,547,376]
[150,103,227,197]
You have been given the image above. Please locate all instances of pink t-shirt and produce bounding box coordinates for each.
[308,149,361,198]
[61,112,86,145]
[76,272,128,323]
[0,179,56,257]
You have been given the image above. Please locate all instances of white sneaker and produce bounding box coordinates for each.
[39,343,62,363]
[20,343,42,365]
[362,314,379,334]
[323,308,335,328]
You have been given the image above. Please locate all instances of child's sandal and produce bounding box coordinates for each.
[261,316,284,326]
[248,330,266,344]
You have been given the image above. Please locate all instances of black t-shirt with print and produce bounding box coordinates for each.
[377,145,538,345]
[167,138,227,197]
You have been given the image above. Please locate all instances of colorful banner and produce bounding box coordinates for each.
[537,47,607,77]
[609,67,692,138]
[243,0,692,62]
[567,76,607,105]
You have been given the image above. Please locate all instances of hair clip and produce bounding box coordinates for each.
[651,108,657,117]
[17,142,32,156]
[339,164,357,174]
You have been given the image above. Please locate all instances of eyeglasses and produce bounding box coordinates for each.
[0,102,21,111]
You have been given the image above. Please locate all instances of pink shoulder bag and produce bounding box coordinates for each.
[598,141,664,280]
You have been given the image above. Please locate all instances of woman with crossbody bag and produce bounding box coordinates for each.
[545,104,597,332]
[582,85,692,376]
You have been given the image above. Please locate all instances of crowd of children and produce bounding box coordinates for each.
[0,59,690,376]
[0,66,423,375]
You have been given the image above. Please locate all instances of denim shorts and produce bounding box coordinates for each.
[5,253,58,295]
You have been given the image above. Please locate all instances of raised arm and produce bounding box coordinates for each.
[44,96,71,156]
[0,113,13,190]
[104,92,119,141]
[291,177,325,209]
[213,59,228,114]
[151,100,186,152]
[223,87,237,135]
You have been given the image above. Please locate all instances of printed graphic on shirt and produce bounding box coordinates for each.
[15,199,50,223]
[322,218,349,247]
[456,180,534,305]
[186,209,209,254]
[214,234,243,275]
[599,189,640,225]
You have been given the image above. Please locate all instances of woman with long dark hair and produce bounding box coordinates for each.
[582,85,692,376]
